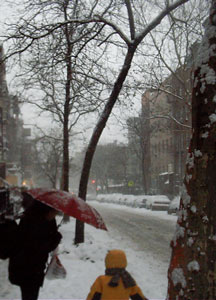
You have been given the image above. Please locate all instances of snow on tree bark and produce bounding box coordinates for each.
[167,1,216,299]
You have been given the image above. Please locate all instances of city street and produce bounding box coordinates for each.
[91,202,177,264]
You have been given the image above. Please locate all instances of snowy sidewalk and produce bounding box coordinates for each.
[0,204,177,300]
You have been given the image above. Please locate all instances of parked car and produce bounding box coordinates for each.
[145,195,170,211]
[167,196,180,214]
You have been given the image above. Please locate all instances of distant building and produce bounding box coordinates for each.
[141,65,192,197]
[0,44,33,186]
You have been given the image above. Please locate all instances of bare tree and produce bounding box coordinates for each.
[141,0,209,128]
[126,114,151,194]
[125,1,209,197]
[3,0,106,193]
[75,0,190,243]
[33,128,63,188]
[90,142,128,193]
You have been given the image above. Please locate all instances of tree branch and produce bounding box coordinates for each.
[125,0,136,40]
[135,0,189,44]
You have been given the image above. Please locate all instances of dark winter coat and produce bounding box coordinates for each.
[8,215,62,287]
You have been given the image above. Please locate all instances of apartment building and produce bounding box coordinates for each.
[141,66,192,196]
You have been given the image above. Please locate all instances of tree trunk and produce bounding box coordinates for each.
[142,138,151,195]
[61,94,70,223]
[61,3,72,193]
[167,2,216,298]
[142,153,150,194]
[74,45,137,244]
[62,116,69,191]
[61,4,72,224]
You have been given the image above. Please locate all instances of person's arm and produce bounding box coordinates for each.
[19,218,62,254]
[42,231,62,252]
[37,219,62,253]
[130,285,148,300]
[86,276,103,300]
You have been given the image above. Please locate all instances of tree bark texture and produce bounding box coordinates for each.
[167,2,216,299]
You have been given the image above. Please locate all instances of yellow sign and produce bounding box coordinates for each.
[128,180,134,187]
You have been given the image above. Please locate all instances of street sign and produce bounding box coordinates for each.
[128,180,134,187]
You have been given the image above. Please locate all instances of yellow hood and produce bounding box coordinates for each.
[105,249,127,269]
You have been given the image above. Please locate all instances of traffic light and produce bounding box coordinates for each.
[91,179,96,184]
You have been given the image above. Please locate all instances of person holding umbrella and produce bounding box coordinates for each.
[8,194,62,300]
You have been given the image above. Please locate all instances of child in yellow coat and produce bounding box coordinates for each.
[87,249,148,300]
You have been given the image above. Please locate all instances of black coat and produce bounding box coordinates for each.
[9,215,62,287]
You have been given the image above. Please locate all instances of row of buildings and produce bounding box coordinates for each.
[0,44,33,187]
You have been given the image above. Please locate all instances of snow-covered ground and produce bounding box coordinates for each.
[0,200,178,300]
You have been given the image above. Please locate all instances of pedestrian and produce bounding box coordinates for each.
[87,249,148,300]
[8,195,62,300]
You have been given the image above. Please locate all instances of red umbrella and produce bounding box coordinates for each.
[24,188,107,231]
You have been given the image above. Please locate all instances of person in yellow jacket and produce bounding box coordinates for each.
[86,249,148,300]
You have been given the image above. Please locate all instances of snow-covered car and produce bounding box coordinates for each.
[134,198,147,208]
[167,196,180,214]
[145,195,170,211]
[123,195,136,207]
